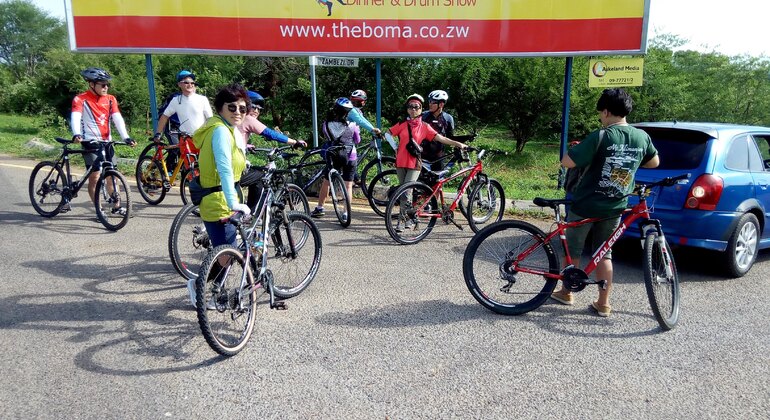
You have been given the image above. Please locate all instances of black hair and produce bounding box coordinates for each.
[596,88,633,117]
[213,83,250,112]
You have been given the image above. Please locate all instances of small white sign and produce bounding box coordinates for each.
[311,56,359,67]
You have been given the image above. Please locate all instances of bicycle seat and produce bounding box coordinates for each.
[532,197,572,209]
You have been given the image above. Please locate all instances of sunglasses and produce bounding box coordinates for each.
[407,104,422,110]
[226,103,248,114]
[180,81,197,86]
[250,104,263,111]
[95,82,110,88]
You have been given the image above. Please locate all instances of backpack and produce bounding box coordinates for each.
[564,129,605,194]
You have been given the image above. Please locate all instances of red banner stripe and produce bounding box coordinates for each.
[73,16,643,54]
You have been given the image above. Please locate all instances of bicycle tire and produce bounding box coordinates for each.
[168,204,209,280]
[179,168,192,205]
[643,231,680,330]
[467,178,506,233]
[384,181,438,245]
[29,161,67,217]
[366,168,399,217]
[270,211,323,298]
[285,183,310,214]
[330,171,351,227]
[294,150,325,195]
[359,156,396,199]
[94,169,131,231]
[135,155,167,205]
[463,220,559,315]
[196,244,257,357]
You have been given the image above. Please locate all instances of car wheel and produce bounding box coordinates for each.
[723,213,759,278]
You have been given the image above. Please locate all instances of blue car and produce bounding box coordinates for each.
[624,122,770,277]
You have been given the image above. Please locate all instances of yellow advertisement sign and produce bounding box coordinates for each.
[588,58,645,88]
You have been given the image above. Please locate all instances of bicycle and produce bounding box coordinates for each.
[384,147,505,244]
[135,131,198,205]
[168,146,310,280]
[29,137,133,231]
[194,151,323,356]
[285,144,352,227]
[462,174,689,331]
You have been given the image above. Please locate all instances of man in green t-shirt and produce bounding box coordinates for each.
[551,88,660,317]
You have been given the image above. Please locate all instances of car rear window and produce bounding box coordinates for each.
[638,127,711,170]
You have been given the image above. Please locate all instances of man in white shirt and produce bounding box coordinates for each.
[153,70,213,169]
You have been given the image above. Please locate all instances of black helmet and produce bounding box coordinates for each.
[81,67,111,83]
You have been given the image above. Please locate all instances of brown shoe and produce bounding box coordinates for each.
[550,289,574,305]
[591,301,612,317]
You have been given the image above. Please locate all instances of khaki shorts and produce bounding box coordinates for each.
[565,210,621,262]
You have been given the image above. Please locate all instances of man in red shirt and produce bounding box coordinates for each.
[70,67,135,214]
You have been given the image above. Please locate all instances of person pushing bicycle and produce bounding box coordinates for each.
[70,67,135,214]
[553,88,660,317]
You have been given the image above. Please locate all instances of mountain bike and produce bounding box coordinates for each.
[462,174,689,331]
[135,131,197,205]
[384,147,505,244]
[168,146,310,280]
[29,137,133,231]
[194,153,323,356]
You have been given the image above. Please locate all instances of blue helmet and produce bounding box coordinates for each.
[176,70,196,82]
[247,90,265,109]
[334,97,354,110]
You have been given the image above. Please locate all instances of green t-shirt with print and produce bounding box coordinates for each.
[568,125,657,218]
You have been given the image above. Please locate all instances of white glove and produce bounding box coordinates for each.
[232,203,252,215]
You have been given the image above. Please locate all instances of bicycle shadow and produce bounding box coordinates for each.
[0,208,123,235]
[6,252,231,376]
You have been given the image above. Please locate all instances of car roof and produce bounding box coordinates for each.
[632,121,770,139]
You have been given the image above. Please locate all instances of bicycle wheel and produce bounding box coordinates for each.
[295,151,325,196]
[196,244,257,357]
[285,183,310,214]
[29,161,67,217]
[179,168,192,205]
[135,155,167,205]
[643,231,680,330]
[359,156,396,198]
[467,178,506,233]
[366,168,399,217]
[94,169,131,231]
[384,181,438,245]
[270,211,323,298]
[168,204,210,280]
[463,220,559,315]
[329,171,351,227]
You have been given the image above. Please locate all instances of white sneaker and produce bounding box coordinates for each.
[187,278,197,307]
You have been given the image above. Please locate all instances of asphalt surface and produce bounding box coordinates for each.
[1,153,768,418]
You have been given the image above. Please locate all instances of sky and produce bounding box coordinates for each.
[26,0,769,58]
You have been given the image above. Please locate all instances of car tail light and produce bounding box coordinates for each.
[685,174,723,210]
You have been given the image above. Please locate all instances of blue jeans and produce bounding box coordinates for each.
[203,221,237,248]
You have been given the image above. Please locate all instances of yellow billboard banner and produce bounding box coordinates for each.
[588,57,645,88]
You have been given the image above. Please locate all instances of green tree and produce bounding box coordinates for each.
[0,0,66,80]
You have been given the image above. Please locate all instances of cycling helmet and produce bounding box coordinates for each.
[80,67,111,83]
[350,89,368,101]
[176,70,196,82]
[247,90,265,109]
[334,97,354,111]
[428,90,449,103]
[405,93,424,106]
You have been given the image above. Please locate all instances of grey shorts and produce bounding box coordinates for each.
[82,147,117,169]
[565,210,621,261]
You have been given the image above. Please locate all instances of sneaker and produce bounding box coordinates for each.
[310,207,325,218]
[111,206,128,216]
[550,289,574,305]
[591,301,612,317]
[342,212,349,221]
[205,295,218,311]
[187,278,197,307]
[60,202,71,213]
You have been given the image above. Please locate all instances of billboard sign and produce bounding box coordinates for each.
[66,0,650,57]
[588,57,645,87]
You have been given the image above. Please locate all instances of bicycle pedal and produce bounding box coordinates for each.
[271,301,288,310]
[596,280,608,290]
[162,181,172,190]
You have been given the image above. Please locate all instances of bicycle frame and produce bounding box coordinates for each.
[57,140,119,198]
[413,154,485,217]
[512,197,659,281]
[152,133,198,183]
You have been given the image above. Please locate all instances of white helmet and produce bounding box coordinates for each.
[428,90,449,103]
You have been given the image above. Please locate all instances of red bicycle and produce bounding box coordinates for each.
[462,174,689,331]
[135,131,198,205]
[384,147,505,244]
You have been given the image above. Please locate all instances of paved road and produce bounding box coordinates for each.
[1,154,768,418]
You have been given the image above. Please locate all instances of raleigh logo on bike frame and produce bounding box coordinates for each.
[592,223,626,266]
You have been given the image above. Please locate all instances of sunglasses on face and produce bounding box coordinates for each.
[95,82,110,88]
[250,104,263,111]
[180,81,196,86]
[407,104,422,110]
[226,103,248,114]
